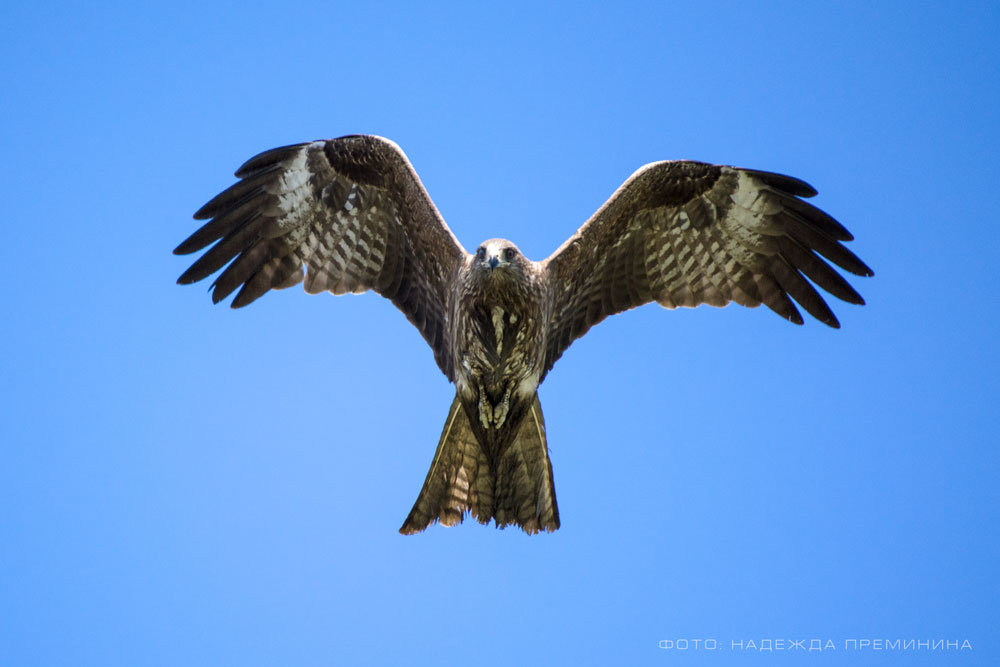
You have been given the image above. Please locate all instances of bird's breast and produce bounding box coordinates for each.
[453,299,543,431]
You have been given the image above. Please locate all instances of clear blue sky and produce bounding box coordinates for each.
[2,2,997,665]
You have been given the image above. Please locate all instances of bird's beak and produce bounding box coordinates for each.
[488,255,499,270]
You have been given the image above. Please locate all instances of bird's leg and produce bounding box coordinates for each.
[477,383,493,430]
[493,386,512,428]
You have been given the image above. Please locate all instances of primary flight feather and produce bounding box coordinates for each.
[176,134,872,534]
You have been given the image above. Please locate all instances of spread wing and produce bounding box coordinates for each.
[541,160,873,372]
[175,135,466,379]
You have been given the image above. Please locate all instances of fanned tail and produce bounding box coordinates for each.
[399,394,560,535]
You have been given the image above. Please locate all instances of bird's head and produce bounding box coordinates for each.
[473,239,527,282]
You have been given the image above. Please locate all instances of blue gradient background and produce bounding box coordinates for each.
[2,2,997,665]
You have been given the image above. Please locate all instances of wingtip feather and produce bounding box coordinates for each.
[234,143,310,179]
[744,167,819,198]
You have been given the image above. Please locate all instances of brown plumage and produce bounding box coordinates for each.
[175,134,873,535]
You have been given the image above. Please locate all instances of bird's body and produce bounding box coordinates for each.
[453,241,544,439]
[176,135,872,535]
[430,240,560,533]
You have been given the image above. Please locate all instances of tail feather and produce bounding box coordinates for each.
[399,397,493,534]
[493,399,560,533]
[399,394,560,535]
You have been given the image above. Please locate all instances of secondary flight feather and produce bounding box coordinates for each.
[175,134,872,534]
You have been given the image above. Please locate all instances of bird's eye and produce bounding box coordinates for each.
[503,247,517,261]
[476,246,486,260]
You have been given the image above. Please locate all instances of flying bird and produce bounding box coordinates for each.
[175,135,872,535]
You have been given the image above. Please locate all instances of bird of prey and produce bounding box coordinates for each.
[175,134,872,535]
